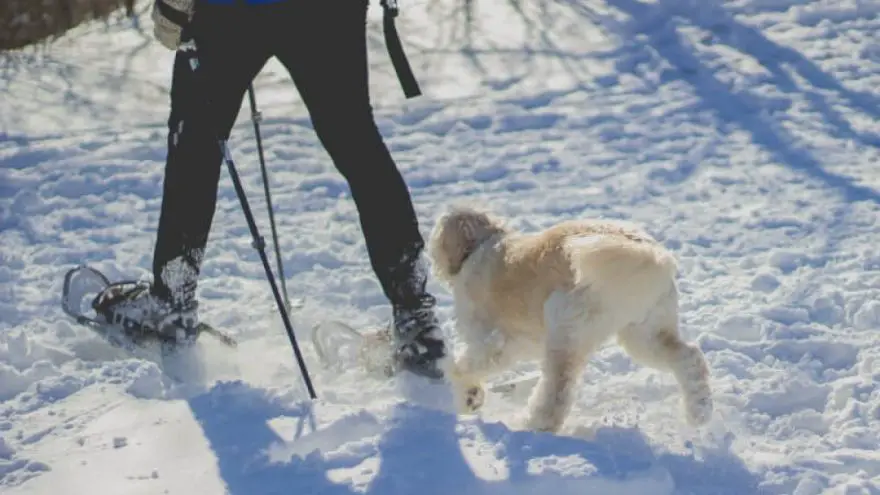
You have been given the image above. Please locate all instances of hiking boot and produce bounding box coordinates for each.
[392,294,446,380]
[92,280,200,344]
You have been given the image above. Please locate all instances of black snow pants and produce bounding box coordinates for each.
[151,0,427,309]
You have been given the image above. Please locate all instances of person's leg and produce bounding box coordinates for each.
[94,1,272,336]
[269,0,445,377]
[152,1,271,309]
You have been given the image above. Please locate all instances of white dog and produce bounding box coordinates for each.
[427,205,713,433]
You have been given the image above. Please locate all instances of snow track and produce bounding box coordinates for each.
[2,0,879,493]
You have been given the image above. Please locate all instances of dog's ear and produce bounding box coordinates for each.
[427,210,468,283]
[427,206,505,283]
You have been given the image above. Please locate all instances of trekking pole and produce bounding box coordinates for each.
[219,139,317,400]
[246,84,291,312]
[171,24,315,399]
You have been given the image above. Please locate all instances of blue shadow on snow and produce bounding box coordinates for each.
[186,380,763,495]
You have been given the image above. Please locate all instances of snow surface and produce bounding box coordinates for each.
[2,0,879,493]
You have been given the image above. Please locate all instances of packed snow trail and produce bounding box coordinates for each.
[2,0,880,493]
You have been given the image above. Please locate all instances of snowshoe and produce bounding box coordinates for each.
[61,265,237,352]
[311,319,396,378]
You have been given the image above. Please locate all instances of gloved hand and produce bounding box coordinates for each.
[151,0,194,50]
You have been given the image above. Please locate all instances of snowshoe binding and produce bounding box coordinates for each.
[61,265,237,351]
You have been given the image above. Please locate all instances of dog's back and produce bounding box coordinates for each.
[561,220,677,329]
[470,219,674,337]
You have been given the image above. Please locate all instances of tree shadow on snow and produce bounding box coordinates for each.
[186,380,762,495]
[603,0,880,206]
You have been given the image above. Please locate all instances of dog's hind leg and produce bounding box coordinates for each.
[523,289,605,433]
[617,317,713,426]
[523,346,589,433]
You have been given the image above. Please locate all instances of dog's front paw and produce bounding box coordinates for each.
[452,378,485,414]
[464,384,485,413]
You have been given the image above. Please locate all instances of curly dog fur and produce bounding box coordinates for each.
[428,205,713,433]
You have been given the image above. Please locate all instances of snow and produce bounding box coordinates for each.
[1,0,879,493]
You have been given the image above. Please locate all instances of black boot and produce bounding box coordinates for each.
[92,280,200,344]
[92,252,203,344]
[392,294,446,379]
[386,248,447,380]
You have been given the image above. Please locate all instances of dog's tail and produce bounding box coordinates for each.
[564,234,677,322]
